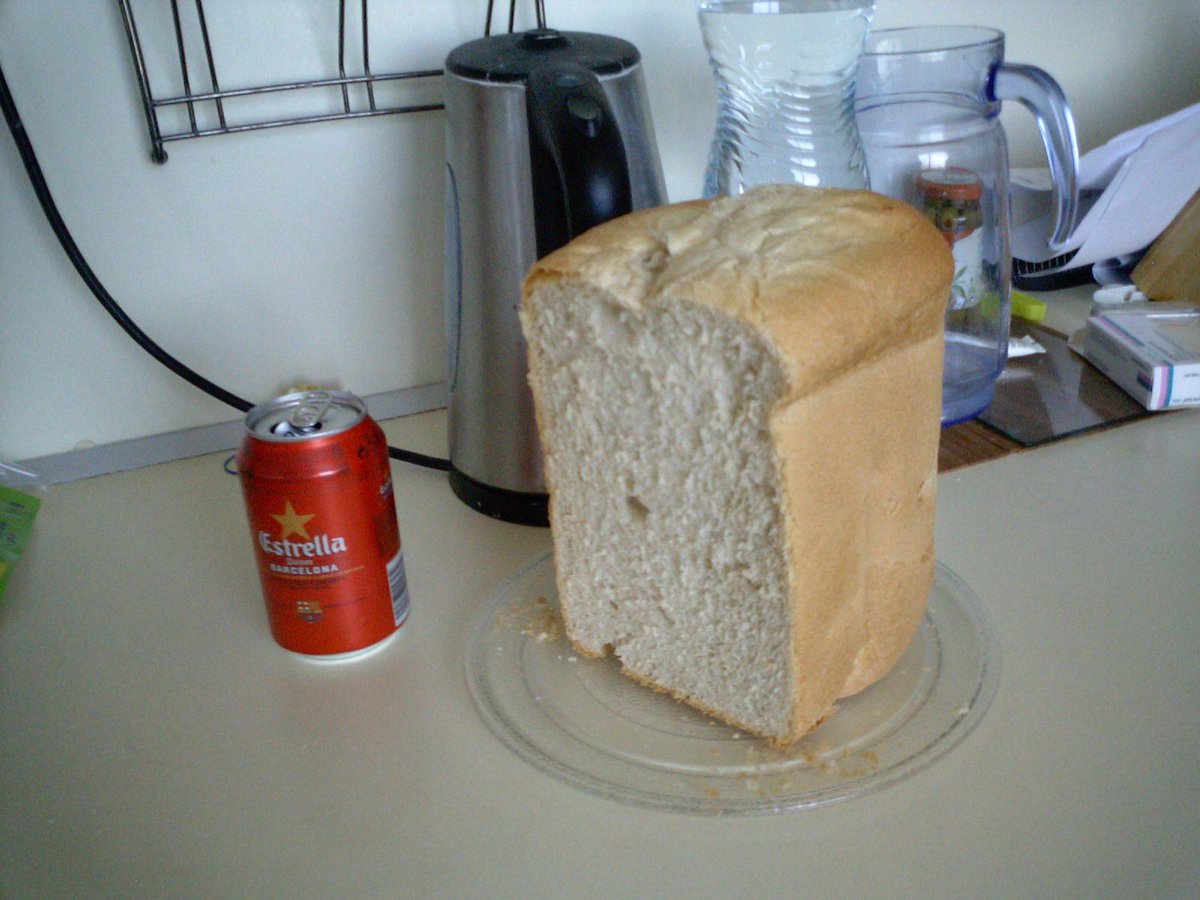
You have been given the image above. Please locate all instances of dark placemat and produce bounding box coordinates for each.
[978,320,1151,447]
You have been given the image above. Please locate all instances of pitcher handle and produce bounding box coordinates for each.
[990,62,1081,250]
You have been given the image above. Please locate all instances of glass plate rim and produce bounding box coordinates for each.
[464,551,1000,816]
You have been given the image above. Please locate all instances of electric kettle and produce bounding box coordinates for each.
[443,29,667,526]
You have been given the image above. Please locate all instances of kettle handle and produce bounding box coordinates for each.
[525,63,633,258]
[990,62,1081,250]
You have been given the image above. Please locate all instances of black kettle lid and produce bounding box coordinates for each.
[446,30,640,82]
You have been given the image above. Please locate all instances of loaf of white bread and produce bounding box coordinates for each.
[520,184,953,746]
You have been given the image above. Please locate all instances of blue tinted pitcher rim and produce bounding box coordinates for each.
[863,25,1003,57]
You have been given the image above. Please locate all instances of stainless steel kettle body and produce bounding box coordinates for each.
[443,29,666,525]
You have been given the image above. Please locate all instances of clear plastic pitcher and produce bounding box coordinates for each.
[699,0,876,196]
[856,26,1080,423]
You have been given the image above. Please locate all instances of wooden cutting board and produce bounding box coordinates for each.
[1133,189,1200,301]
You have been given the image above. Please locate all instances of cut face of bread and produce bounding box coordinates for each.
[524,290,795,736]
[521,185,952,745]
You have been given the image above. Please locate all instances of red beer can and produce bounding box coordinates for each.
[237,390,409,660]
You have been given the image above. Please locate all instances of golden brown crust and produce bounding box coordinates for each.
[524,186,952,401]
[774,331,944,713]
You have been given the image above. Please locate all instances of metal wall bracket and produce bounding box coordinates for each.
[117,0,498,163]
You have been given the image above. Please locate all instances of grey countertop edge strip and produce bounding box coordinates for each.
[16,382,449,485]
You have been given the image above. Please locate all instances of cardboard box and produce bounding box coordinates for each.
[1084,302,1200,410]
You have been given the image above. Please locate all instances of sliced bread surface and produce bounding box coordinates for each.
[520,184,953,744]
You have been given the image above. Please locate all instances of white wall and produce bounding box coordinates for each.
[2,0,1197,463]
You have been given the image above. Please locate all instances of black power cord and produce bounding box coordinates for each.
[0,60,450,473]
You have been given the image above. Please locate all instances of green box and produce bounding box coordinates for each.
[0,484,41,601]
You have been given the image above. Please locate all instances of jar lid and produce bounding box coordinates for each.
[914,167,983,202]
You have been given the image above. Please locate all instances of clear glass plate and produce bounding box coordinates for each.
[465,551,999,816]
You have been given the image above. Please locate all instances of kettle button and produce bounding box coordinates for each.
[567,95,603,135]
[519,29,568,50]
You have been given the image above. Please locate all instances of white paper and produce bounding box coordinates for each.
[1008,335,1046,357]
[1011,101,1200,268]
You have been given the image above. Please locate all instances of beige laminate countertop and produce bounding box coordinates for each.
[2,338,1198,897]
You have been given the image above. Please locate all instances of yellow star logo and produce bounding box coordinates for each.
[271,501,315,540]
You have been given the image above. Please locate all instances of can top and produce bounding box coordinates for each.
[245,391,367,441]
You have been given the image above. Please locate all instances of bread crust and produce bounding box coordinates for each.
[522,185,953,744]
[524,186,951,401]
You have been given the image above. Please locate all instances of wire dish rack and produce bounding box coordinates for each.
[118,0,547,162]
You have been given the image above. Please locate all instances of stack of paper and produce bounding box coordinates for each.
[1012,102,1200,274]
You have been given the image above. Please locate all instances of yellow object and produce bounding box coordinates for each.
[1012,290,1047,323]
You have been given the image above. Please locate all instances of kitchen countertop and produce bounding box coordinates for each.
[3,296,1199,897]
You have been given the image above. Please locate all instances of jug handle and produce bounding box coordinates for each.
[525,63,633,258]
[990,63,1081,250]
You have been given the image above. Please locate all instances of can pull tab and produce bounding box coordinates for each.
[274,391,334,436]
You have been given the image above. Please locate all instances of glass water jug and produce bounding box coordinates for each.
[856,26,1080,423]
